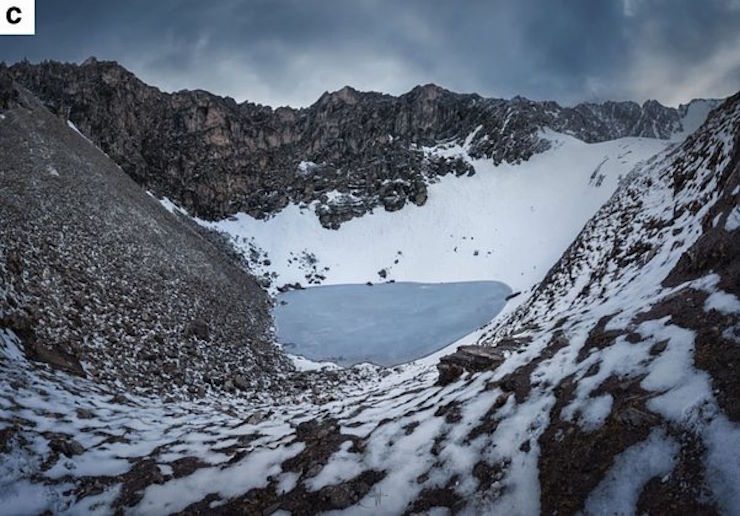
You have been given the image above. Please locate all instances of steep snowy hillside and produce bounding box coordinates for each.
[196,131,670,294]
[465,91,740,514]
[676,98,723,139]
[1,63,736,515]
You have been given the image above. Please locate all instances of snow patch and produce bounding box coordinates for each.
[136,443,304,514]
[704,290,740,315]
[297,161,319,176]
[159,197,189,216]
[725,206,740,231]
[199,134,670,298]
[582,429,678,515]
[66,120,91,143]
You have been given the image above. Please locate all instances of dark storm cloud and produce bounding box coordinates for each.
[1,0,738,107]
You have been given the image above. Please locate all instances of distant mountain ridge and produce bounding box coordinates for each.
[7,59,721,228]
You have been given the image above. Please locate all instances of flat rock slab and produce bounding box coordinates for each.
[437,341,523,385]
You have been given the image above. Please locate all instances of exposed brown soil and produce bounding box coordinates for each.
[538,374,658,515]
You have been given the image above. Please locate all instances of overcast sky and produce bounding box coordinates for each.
[2,0,739,108]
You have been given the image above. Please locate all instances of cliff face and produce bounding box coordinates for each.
[0,70,290,397]
[9,59,704,228]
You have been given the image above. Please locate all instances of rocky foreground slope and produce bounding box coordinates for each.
[0,73,291,397]
[0,66,737,513]
[8,59,717,228]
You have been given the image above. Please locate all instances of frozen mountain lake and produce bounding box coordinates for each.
[274,281,511,367]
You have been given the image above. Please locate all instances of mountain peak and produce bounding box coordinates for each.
[317,85,361,105]
[407,83,449,101]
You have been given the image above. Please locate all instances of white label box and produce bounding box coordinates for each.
[0,0,35,35]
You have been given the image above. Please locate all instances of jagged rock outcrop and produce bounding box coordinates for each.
[8,59,710,228]
[0,72,291,396]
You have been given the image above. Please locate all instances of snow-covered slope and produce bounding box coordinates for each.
[462,92,740,514]
[675,98,723,140]
[197,131,670,296]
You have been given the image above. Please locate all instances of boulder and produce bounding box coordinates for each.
[49,435,85,457]
[232,374,250,391]
[436,344,520,386]
[185,319,210,341]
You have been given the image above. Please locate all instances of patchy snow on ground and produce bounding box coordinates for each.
[725,206,740,231]
[583,429,679,515]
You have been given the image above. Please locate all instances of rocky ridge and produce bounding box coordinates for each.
[8,59,718,228]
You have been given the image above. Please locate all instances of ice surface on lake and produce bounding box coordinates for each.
[274,281,511,366]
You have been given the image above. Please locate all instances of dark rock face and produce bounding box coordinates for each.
[9,59,691,228]
[0,79,290,396]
